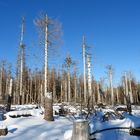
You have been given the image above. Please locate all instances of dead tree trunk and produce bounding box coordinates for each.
[67,60,71,102]
[128,72,133,104]
[65,75,68,102]
[116,87,119,104]
[87,55,92,107]
[72,120,89,140]
[44,15,54,121]
[0,67,2,100]
[82,36,87,104]
[107,65,114,105]
[35,13,61,120]
[18,17,26,105]
[74,72,77,103]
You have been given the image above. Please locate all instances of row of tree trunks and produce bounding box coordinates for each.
[1,60,140,106]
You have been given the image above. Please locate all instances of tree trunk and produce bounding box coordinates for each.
[87,55,92,96]
[72,120,89,140]
[107,65,114,105]
[44,15,54,121]
[128,72,133,103]
[68,69,71,102]
[44,92,54,121]
[0,68,2,99]
[74,75,77,103]
[97,82,101,104]
[116,87,119,104]
[82,36,87,104]
[65,76,67,102]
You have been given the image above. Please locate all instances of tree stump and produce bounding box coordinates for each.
[44,92,54,121]
[130,128,140,136]
[0,127,8,136]
[72,120,89,140]
[0,113,4,121]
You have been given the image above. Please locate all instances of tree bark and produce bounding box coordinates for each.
[44,15,54,121]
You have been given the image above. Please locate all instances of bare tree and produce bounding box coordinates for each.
[116,87,119,104]
[0,64,2,100]
[106,65,114,105]
[82,36,87,104]
[15,16,27,105]
[61,66,67,102]
[35,13,61,121]
[87,54,93,109]
[73,65,78,103]
[97,81,101,104]
[128,71,133,103]
[123,72,132,114]
[64,54,75,102]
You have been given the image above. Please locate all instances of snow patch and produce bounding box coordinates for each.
[64,130,72,140]
[0,124,7,129]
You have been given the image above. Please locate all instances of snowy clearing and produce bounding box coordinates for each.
[1,105,140,140]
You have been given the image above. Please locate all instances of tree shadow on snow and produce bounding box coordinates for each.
[9,128,18,133]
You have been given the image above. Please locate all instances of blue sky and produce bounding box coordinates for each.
[0,0,140,85]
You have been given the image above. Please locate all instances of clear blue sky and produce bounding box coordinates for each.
[0,0,140,85]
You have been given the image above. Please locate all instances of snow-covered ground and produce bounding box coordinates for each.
[1,104,140,140]
[1,113,73,140]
